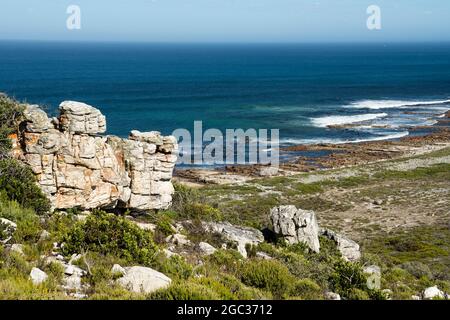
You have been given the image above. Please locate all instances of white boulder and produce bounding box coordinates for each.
[30,267,48,285]
[117,266,172,294]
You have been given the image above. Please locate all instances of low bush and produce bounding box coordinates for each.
[156,255,193,280]
[149,281,221,300]
[0,194,42,243]
[206,249,243,275]
[240,259,294,298]
[330,260,368,298]
[0,94,24,159]
[330,259,386,300]
[62,210,159,266]
[290,278,323,300]
[0,160,51,215]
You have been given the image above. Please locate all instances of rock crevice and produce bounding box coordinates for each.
[13,101,177,211]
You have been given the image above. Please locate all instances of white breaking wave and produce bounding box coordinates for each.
[345,99,450,110]
[281,131,409,145]
[311,113,388,127]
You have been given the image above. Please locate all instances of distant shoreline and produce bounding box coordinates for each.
[175,111,450,186]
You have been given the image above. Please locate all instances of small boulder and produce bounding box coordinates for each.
[363,265,381,276]
[111,264,126,275]
[321,229,361,261]
[198,242,217,256]
[259,166,279,177]
[165,233,191,246]
[256,252,273,260]
[202,221,264,258]
[163,249,180,258]
[64,264,86,277]
[30,267,48,285]
[63,274,83,291]
[117,266,171,294]
[422,286,445,300]
[39,230,51,242]
[10,244,25,256]
[0,218,17,244]
[270,205,320,253]
[324,291,341,300]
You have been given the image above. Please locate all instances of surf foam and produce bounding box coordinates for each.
[281,131,409,145]
[346,99,450,110]
[311,113,388,127]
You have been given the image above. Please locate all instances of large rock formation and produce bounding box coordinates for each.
[13,101,177,211]
[270,205,320,253]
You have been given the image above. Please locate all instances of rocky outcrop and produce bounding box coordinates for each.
[116,266,172,294]
[202,221,264,258]
[13,101,177,211]
[321,229,361,261]
[270,205,320,253]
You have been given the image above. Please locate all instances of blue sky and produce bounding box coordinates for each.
[0,0,449,42]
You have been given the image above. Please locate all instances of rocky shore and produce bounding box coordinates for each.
[175,112,450,185]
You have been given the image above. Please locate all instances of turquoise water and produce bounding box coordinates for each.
[1,41,449,148]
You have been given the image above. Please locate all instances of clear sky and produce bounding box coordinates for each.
[0,0,449,43]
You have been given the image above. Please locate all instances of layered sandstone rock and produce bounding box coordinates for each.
[14,101,177,211]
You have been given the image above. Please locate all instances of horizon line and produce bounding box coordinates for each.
[1,38,450,46]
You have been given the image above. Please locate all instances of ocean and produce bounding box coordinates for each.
[1,41,450,161]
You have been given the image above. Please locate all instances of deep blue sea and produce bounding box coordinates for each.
[1,41,450,152]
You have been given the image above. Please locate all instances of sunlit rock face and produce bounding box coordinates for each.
[14,101,177,211]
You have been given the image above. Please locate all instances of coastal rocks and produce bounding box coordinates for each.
[0,218,17,244]
[270,205,320,253]
[202,221,264,258]
[116,266,172,294]
[422,286,446,300]
[321,229,361,261]
[14,101,177,211]
[30,267,48,285]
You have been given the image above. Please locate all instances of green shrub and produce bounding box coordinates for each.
[0,195,42,243]
[183,203,222,221]
[291,278,323,300]
[157,255,193,280]
[347,288,370,300]
[148,281,221,300]
[330,260,368,298]
[0,159,51,214]
[207,249,243,274]
[62,210,159,266]
[171,183,200,212]
[171,183,222,221]
[240,259,294,298]
[330,259,386,300]
[216,274,271,300]
[155,215,175,237]
[0,94,24,159]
